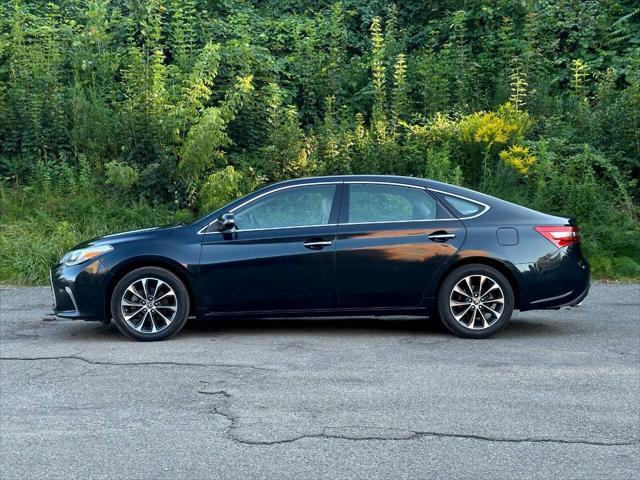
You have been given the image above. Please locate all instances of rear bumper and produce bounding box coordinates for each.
[562,282,590,307]
[516,244,590,311]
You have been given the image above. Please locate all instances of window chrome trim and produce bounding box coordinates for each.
[198,181,341,235]
[201,223,338,235]
[428,188,491,220]
[198,180,490,234]
[339,218,459,226]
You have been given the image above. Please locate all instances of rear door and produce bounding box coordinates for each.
[334,182,465,309]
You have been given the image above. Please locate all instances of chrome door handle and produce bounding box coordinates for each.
[304,240,332,249]
[428,233,456,241]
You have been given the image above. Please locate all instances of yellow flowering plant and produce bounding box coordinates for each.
[499,145,537,174]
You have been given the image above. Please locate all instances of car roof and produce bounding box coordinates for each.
[271,175,482,199]
[271,174,428,188]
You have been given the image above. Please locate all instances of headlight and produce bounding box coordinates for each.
[61,245,113,266]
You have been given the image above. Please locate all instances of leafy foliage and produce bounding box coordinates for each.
[0,0,638,283]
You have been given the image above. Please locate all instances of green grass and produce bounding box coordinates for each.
[1,186,638,285]
[0,186,192,285]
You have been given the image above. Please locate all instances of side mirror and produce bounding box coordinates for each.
[213,212,236,232]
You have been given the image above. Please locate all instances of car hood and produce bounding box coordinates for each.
[71,224,188,250]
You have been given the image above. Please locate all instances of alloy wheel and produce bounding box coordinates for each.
[449,274,505,330]
[120,277,178,334]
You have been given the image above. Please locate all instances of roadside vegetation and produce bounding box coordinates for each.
[1,1,638,284]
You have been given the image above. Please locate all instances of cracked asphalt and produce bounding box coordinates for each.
[1,283,639,479]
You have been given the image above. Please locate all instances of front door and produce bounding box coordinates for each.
[335,182,465,309]
[199,182,342,314]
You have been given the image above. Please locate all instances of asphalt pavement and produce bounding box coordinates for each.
[1,283,639,479]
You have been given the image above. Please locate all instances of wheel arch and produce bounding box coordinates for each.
[105,257,197,320]
[433,257,522,309]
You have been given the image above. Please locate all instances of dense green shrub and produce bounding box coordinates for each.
[0,1,638,284]
[105,160,139,191]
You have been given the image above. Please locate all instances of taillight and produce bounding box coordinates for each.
[534,226,580,248]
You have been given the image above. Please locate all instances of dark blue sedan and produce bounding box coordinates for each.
[50,175,590,340]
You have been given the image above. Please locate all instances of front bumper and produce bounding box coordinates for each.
[50,259,110,320]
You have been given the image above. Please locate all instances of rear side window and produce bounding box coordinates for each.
[345,184,449,223]
[441,194,485,218]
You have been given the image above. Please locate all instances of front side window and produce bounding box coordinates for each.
[234,184,337,229]
[346,184,442,223]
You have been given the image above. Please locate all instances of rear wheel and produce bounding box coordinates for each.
[111,267,190,341]
[437,264,514,338]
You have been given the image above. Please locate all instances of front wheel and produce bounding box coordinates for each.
[437,264,514,338]
[111,267,190,341]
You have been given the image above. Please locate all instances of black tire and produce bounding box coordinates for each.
[110,267,190,341]
[437,264,514,339]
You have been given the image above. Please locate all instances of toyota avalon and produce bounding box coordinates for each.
[50,175,590,340]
